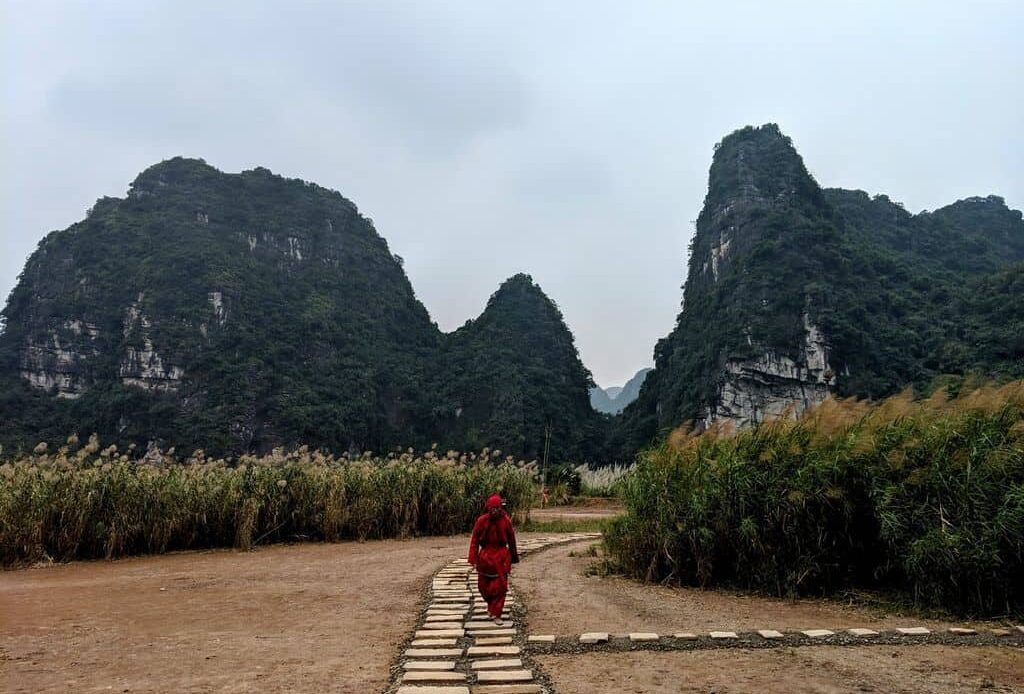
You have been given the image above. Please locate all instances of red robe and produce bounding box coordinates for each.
[467,511,519,617]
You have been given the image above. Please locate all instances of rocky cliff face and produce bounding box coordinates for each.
[701,312,836,428]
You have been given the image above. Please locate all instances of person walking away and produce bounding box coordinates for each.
[468,494,519,625]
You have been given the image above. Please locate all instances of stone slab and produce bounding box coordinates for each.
[427,615,465,622]
[471,659,523,670]
[673,632,698,640]
[405,661,457,670]
[579,632,609,644]
[468,628,516,636]
[474,637,513,646]
[476,670,533,683]
[628,632,660,642]
[709,631,738,639]
[405,648,464,658]
[411,638,458,647]
[467,645,520,656]
[1016,626,1024,635]
[991,628,1012,637]
[396,687,470,694]
[802,629,834,638]
[757,630,784,639]
[472,686,541,694]
[422,622,464,630]
[415,630,465,639]
[526,635,555,643]
[948,627,977,635]
[896,627,930,635]
[403,671,466,682]
[848,628,879,637]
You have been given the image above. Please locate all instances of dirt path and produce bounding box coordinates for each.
[528,501,623,523]
[1,537,470,693]
[517,541,1024,693]
[515,541,989,634]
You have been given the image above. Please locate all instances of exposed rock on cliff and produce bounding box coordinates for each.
[702,313,835,428]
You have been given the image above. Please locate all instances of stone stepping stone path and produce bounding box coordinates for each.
[516,625,1024,656]
[389,533,601,694]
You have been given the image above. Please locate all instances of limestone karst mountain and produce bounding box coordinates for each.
[620,124,1024,453]
[0,159,601,459]
[438,273,602,462]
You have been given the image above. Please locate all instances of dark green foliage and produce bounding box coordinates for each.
[544,462,582,496]
[0,159,599,462]
[605,386,1024,616]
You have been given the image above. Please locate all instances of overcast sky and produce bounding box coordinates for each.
[2,1,1021,387]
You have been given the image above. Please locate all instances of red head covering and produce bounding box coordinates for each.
[485,494,503,510]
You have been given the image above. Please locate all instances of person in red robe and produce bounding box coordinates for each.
[468,494,519,624]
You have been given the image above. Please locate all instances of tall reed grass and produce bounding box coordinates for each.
[605,382,1024,616]
[575,463,634,496]
[0,442,534,566]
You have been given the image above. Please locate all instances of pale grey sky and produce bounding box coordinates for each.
[2,1,1021,387]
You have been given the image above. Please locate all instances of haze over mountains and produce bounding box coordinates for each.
[2,124,1021,462]
[589,368,651,415]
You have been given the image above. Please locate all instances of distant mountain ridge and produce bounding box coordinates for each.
[0,158,602,461]
[590,367,652,414]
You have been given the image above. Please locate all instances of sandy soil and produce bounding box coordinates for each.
[0,536,470,693]
[516,541,986,634]
[536,647,1024,694]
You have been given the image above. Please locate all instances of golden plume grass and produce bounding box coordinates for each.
[604,380,1024,617]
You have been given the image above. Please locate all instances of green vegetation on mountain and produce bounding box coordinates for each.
[438,274,602,462]
[0,159,600,461]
